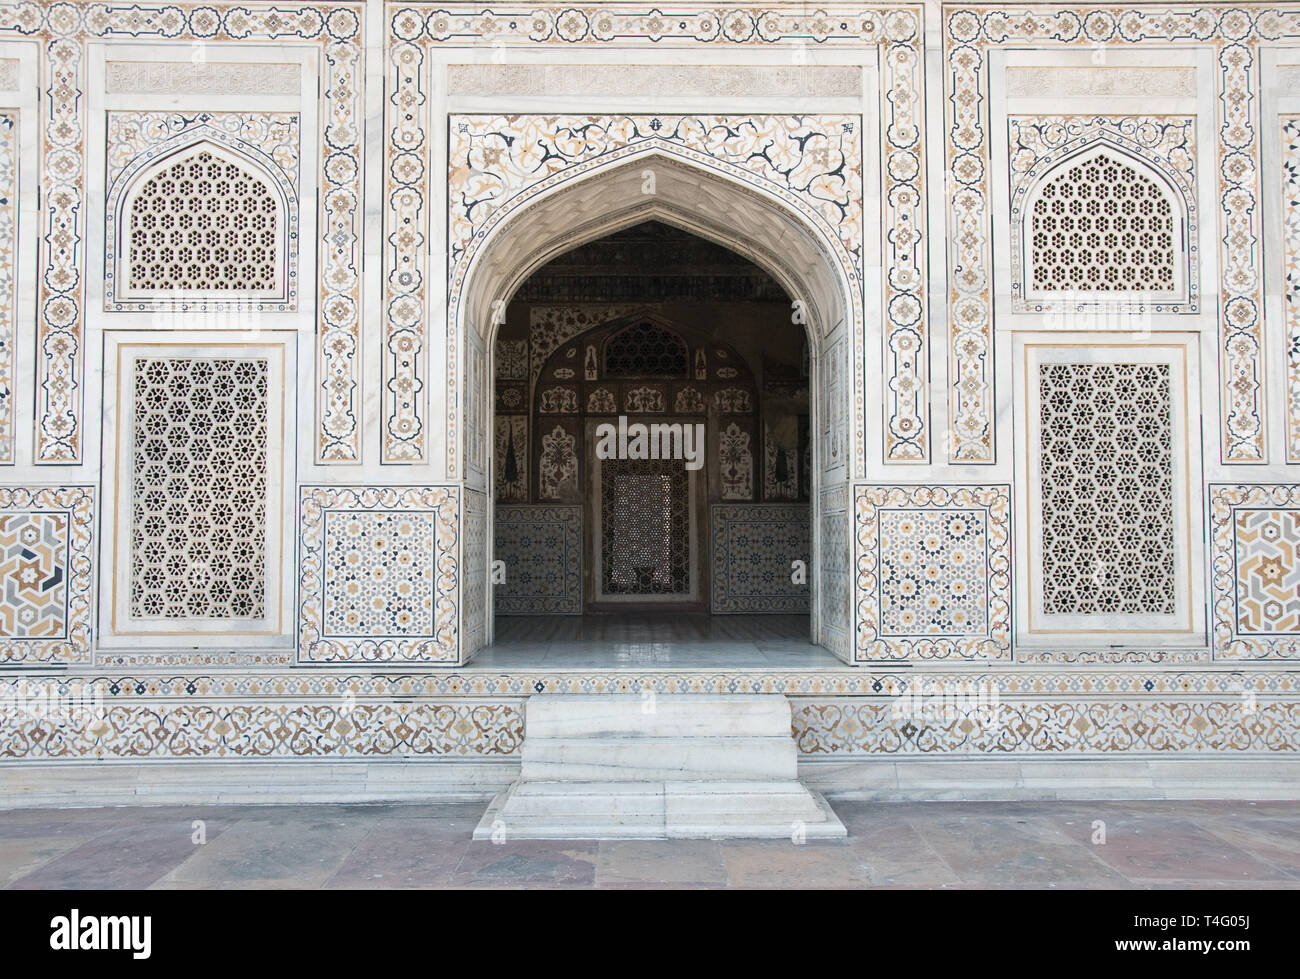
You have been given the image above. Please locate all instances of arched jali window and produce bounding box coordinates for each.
[1023,146,1187,304]
[117,142,290,304]
[603,321,690,376]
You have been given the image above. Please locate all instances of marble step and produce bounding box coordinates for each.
[526,695,793,739]
[520,736,798,782]
[473,780,846,840]
[498,780,826,818]
[498,781,665,818]
[471,694,847,840]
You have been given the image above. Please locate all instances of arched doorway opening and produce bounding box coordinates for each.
[457,152,854,663]
[492,222,811,646]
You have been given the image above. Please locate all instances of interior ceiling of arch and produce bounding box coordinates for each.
[512,220,790,304]
[465,156,844,337]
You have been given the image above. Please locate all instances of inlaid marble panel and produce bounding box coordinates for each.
[494,416,528,503]
[792,698,1300,755]
[819,486,851,660]
[0,3,364,463]
[298,487,459,663]
[0,696,524,760]
[1285,117,1300,462]
[855,486,1011,660]
[1211,484,1300,659]
[940,4,1300,463]
[462,490,488,655]
[0,112,13,464]
[1007,114,1198,313]
[710,505,809,614]
[0,487,94,664]
[104,111,301,315]
[494,506,582,614]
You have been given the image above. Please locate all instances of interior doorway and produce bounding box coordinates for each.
[490,221,813,645]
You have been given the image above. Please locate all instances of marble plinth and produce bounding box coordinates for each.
[473,694,846,840]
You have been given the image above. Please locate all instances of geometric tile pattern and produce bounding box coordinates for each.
[299,487,459,663]
[0,513,67,638]
[462,489,488,655]
[791,698,1300,755]
[2,666,1297,700]
[818,484,851,660]
[1038,362,1175,617]
[322,511,437,636]
[1234,510,1300,635]
[1028,152,1175,294]
[2,682,1298,758]
[710,505,809,614]
[0,486,94,664]
[1008,114,1198,313]
[128,146,283,291]
[877,510,987,635]
[855,486,1011,660]
[129,357,269,620]
[3,3,363,463]
[493,506,582,614]
[1211,484,1300,659]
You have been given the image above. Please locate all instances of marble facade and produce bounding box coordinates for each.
[0,2,1298,803]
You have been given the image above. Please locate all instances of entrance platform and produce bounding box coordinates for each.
[473,694,847,840]
[472,614,842,671]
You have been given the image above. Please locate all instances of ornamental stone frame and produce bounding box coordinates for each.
[1006,114,1200,315]
[387,3,929,470]
[0,2,364,465]
[943,3,1300,465]
[453,143,852,652]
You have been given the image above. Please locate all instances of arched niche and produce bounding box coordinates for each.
[456,150,856,656]
[1018,141,1194,311]
[107,137,296,310]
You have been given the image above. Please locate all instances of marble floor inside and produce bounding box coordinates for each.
[3,800,1297,889]
[469,613,842,670]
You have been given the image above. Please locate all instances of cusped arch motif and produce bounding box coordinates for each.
[128,147,279,292]
[602,321,691,377]
[1008,117,1198,314]
[1030,150,1175,292]
[404,113,872,472]
[106,132,298,310]
[435,121,867,479]
[458,143,856,651]
[459,159,842,502]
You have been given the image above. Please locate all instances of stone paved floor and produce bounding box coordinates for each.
[1,800,1297,889]
[477,614,837,670]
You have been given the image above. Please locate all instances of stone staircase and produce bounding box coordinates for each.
[472,694,846,840]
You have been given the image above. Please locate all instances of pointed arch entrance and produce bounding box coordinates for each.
[456,150,856,660]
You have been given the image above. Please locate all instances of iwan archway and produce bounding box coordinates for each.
[452,131,860,663]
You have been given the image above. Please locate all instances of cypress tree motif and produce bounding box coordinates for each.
[504,424,519,486]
